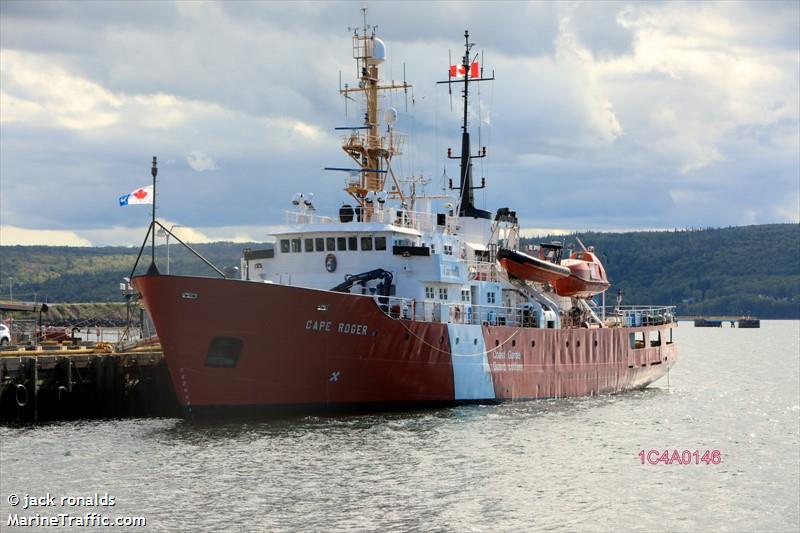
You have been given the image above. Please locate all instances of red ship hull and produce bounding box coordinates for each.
[133,275,677,417]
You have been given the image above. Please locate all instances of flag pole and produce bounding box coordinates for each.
[150,156,158,273]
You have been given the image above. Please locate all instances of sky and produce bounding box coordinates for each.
[1,0,798,246]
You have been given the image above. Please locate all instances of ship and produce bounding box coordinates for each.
[132,20,677,417]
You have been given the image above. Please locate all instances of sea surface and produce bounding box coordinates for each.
[1,321,798,532]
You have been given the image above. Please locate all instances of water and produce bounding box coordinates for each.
[2,321,798,532]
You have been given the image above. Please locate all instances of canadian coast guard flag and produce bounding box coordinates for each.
[119,185,153,206]
[450,62,479,79]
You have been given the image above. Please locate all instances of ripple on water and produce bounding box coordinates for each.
[1,322,799,532]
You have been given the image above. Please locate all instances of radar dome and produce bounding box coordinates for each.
[384,107,397,125]
[367,38,386,65]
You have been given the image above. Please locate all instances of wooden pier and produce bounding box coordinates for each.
[0,345,179,423]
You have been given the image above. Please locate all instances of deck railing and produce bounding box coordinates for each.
[374,297,677,329]
[284,208,457,234]
[599,306,677,327]
[376,297,540,328]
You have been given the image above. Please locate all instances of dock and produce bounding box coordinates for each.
[681,316,761,328]
[0,345,179,423]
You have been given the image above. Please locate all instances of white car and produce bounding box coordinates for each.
[0,324,11,345]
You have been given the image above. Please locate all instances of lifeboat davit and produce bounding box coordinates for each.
[497,248,571,284]
[553,250,610,298]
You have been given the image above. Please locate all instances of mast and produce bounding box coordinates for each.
[330,8,412,219]
[437,30,494,219]
[146,156,159,275]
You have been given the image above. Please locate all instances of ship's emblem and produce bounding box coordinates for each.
[329,371,341,382]
[325,253,337,273]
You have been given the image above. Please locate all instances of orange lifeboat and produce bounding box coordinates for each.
[497,248,570,284]
[553,250,610,298]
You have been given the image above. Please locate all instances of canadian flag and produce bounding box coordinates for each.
[449,62,480,79]
[118,185,153,206]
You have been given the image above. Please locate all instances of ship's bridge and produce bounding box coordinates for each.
[283,206,459,235]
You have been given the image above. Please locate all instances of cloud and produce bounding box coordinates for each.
[185,150,218,172]
[1,50,121,130]
[0,1,797,244]
[0,225,91,246]
[0,221,284,247]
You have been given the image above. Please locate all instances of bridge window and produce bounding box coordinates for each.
[326,237,336,251]
[337,237,347,251]
[461,289,470,302]
[444,244,453,255]
[348,236,358,251]
[291,238,301,252]
[487,291,496,304]
[438,288,448,301]
[315,237,324,251]
[375,236,387,250]
[650,330,661,347]
[361,237,373,251]
[304,238,314,252]
[280,240,290,253]
[629,331,645,349]
[425,286,435,299]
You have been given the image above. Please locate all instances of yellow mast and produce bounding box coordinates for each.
[339,10,411,219]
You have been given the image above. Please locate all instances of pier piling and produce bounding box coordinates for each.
[0,349,179,423]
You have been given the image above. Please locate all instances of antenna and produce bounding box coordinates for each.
[362,6,367,34]
[339,71,346,118]
[448,49,453,112]
[403,63,408,112]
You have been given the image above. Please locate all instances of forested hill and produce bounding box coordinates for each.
[1,223,798,318]
[522,224,799,318]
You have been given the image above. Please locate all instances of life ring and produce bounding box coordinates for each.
[15,383,28,408]
[325,253,337,273]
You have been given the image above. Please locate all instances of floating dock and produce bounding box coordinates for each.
[689,316,761,328]
[0,345,179,423]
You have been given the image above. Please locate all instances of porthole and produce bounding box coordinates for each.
[512,340,516,347]
[576,340,581,348]
[566,340,570,348]
[531,340,535,348]
[474,338,478,345]
[495,339,499,347]
[440,336,444,344]
[455,337,460,345]
[594,340,598,347]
